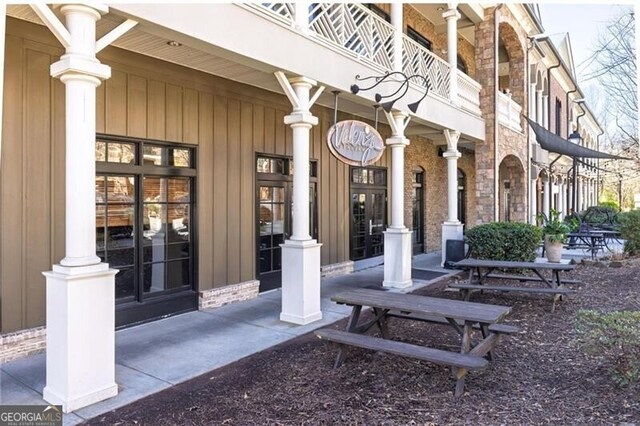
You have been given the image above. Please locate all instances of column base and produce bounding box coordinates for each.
[280,239,323,325]
[42,263,118,413]
[441,221,464,266]
[383,228,412,289]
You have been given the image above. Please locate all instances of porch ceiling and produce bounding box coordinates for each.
[6,5,478,149]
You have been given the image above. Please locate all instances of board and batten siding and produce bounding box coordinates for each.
[1,18,389,333]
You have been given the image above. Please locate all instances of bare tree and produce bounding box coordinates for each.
[585,10,637,146]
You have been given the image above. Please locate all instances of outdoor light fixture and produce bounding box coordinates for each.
[351,71,430,114]
[568,130,581,144]
[167,40,182,47]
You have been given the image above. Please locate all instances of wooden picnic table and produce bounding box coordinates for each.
[567,231,606,259]
[314,288,518,397]
[451,258,577,312]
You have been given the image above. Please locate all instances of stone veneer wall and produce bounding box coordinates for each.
[199,280,259,310]
[404,137,476,253]
[0,326,46,364]
[474,6,529,224]
[375,4,477,78]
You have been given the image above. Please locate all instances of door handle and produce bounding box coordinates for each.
[369,219,373,236]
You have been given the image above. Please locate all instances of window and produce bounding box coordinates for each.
[457,54,468,75]
[407,27,432,51]
[555,98,562,136]
[96,135,197,327]
[365,4,390,23]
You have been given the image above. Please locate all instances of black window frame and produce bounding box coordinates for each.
[407,26,432,51]
[96,133,198,328]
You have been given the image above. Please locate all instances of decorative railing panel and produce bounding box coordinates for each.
[401,35,450,100]
[457,72,481,115]
[308,3,395,70]
[246,3,294,25]
[498,91,523,132]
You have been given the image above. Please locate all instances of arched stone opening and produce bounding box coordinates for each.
[498,22,525,107]
[499,155,526,222]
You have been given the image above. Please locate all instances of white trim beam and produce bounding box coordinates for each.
[30,4,71,48]
[95,19,138,53]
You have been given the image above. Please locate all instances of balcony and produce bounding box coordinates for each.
[497,92,523,132]
[247,3,481,115]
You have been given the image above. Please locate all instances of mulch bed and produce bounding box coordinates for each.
[84,261,640,425]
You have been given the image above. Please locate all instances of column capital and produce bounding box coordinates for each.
[284,113,318,126]
[443,128,461,151]
[442,9,461,20]
[57,4,109,18]
[51,58,111,81]
[385,135,409,147]
[443,150,461,159]
[289,76,317,88]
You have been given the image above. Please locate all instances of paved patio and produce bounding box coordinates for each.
[0,241,622,425]
[0,252,452,425]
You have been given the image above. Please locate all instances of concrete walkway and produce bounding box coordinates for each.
[0,252,452,425]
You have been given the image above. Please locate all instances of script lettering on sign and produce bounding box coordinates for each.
[327,120,385,166]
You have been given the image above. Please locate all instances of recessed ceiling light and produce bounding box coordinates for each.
[167,41,182,47]
[437,6,445,11]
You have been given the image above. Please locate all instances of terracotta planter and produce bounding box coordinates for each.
[544,235,564,263]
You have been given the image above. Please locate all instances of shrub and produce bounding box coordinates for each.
[582,205,620,229]
[465,222,542,261]
[618,210,640,255]
[575,309,640,387]
[599,201,620,211]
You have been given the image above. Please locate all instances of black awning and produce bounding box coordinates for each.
[524,116,631,160]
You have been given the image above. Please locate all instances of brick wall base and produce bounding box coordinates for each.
[199,280,260,310]
[321,261,354,278]
[0,326,46,364]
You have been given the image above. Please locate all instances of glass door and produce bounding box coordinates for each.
[257,182,289,292]
[256,155,318,292]
[350,189,387,260]
[96,137,197,328]
[412,171,425,254]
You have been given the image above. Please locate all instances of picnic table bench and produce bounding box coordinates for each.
[315,288,518,397]
[451,258,577,312]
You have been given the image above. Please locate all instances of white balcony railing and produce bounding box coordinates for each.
[247,3,482,117]
[308,3,395,71]
[457,72,481,115]
[401,35,450,100]
[498,91,522,132]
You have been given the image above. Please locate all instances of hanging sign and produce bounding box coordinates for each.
[327,120,385,166]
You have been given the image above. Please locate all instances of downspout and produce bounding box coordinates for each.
[546,62,561,211]
[493,4,505,221]
[565,87,577,213]
[572,105,586,212]
[596,130,604,203]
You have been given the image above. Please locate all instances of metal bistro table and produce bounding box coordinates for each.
[315,288,517,397]
[451,258,577,311]
[567,231,606,259]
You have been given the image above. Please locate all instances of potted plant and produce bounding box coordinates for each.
[538,209,571,262]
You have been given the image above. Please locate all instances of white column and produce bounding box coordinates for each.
[441,129,464,266]
[536,90,543,125]
[443,4,460,104]
[0,3,5,167]
[542,95,549,129]
[275,73,324,325]
[558,180,565,218]
[391,3,403,73]
[40,4,118,413]
[383,111,412,289]
[542,177,550,218]
[529,83,536,122]
[294,1,309,32]
[530,177,538,224]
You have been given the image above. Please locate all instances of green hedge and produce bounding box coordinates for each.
[465,222,542,261]
[618,210,640,255]
[576,309,640,387]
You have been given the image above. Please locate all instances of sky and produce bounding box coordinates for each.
[538,3,629,77]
